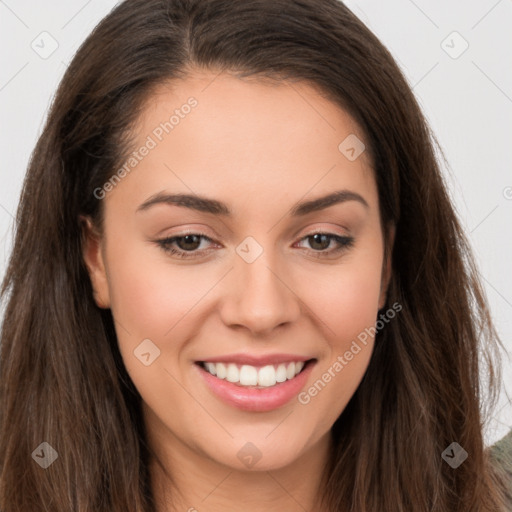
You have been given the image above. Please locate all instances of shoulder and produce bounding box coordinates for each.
[490,428,512,471]
[488,428,512,507]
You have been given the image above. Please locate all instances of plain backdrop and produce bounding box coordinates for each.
[0,0,511,446]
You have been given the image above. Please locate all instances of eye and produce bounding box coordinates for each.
[294,232,354,258]
[156,233,215,259]
[155,231,354,259]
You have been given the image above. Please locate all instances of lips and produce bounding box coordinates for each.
[194,354,316,412]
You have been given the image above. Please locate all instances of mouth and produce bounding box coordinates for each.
[196,360,311,388]
[194,358,316,412]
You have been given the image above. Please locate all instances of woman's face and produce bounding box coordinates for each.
[84,70,392,472]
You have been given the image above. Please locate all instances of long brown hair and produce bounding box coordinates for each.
[1,0,510,510]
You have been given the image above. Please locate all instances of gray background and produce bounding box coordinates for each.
[0,0,511,446]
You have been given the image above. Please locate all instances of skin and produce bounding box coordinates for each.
[83,70,394,512]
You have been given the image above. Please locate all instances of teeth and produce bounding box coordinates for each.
[240,365,258,385]
[202,360,306,387]
[275,364,287,383]
[226,363,239,383]
[205,362,217,376]
[257,365,276,387]
[216,363,227,379]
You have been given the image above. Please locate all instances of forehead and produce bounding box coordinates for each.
[108,70,378,218]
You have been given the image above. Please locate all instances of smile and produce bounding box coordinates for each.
[200,361,305,388]
[195,357,316,412]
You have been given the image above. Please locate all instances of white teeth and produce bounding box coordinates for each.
[275,364,287,383]
[202,360,307,387]
[216,362,227,379]
[205,362,217,376]
[257,365,277,387]
[226,363,239,383]
[239,365,258,386]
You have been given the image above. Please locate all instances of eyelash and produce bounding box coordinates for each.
[155,231,355,260]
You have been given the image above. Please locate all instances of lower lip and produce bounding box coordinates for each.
[195,361,315,412]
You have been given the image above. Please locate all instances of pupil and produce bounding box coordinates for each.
[310,234,328,250]
[179,235,200,251]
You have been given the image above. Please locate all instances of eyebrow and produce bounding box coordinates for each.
[136,189,369,216]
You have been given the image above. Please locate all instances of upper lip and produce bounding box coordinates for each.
[197,353,314,366]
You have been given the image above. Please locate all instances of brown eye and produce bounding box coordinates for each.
[295,232,355,258]
[156,233,215,259]
[174,234,202,251]
[307,233,332,251]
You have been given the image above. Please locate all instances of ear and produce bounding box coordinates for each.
[378,223,395,310]
[80,216,111,309]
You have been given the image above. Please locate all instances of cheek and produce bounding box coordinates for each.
[295,251,383,415]
[103,241,209,392]
[332,269,382,340]
[106,244,203,337]
[104,246,201,408]
[301,253,384,345]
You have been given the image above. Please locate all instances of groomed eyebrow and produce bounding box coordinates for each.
[136,189,369,216]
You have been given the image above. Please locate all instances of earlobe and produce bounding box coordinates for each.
[80,216,111,309]
[378,224,396,310]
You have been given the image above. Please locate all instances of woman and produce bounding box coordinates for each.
[1,0,511,510]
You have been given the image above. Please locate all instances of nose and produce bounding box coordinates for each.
[219,247,301,337]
